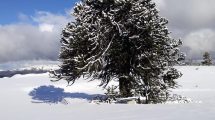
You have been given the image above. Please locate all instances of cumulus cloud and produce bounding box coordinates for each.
[39,24,54,32]
[0,11,72,63]
[155,0,215,29]
[153,0,215,59]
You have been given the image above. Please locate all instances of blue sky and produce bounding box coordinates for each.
[0,0,79,24]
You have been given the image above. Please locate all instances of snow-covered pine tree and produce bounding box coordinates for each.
[51,0,184,103]
[202,52,212,65]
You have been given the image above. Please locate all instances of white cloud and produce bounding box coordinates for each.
[158,0,215,29]
[153,0,215,59]
[39,24,54,32]
[0,24,58,62]
[0,11,72,63]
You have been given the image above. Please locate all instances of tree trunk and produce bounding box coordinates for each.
[119,77,132,97]
[119,35,133,97]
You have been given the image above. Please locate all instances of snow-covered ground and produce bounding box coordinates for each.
[1,66,215,120]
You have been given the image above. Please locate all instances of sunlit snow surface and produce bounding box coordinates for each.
[1,66,215,120]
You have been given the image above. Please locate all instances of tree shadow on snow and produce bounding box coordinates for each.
[29,85,104,104]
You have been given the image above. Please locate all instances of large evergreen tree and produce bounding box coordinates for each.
[51,0,184,103]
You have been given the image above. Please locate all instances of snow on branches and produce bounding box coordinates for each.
[51,0,184,103]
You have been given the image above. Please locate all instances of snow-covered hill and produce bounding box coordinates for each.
[0,60,59,78]
[0,66,215,120]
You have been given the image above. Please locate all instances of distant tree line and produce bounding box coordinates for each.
[0,68,48,78]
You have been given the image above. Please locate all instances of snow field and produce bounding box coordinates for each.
[0,66,215,120]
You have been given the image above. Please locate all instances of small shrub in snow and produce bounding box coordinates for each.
[201,52,212,66]
[165,94,192,104]
[104,85,119,103]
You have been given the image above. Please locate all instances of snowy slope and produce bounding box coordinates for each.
[0,66,215,120]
